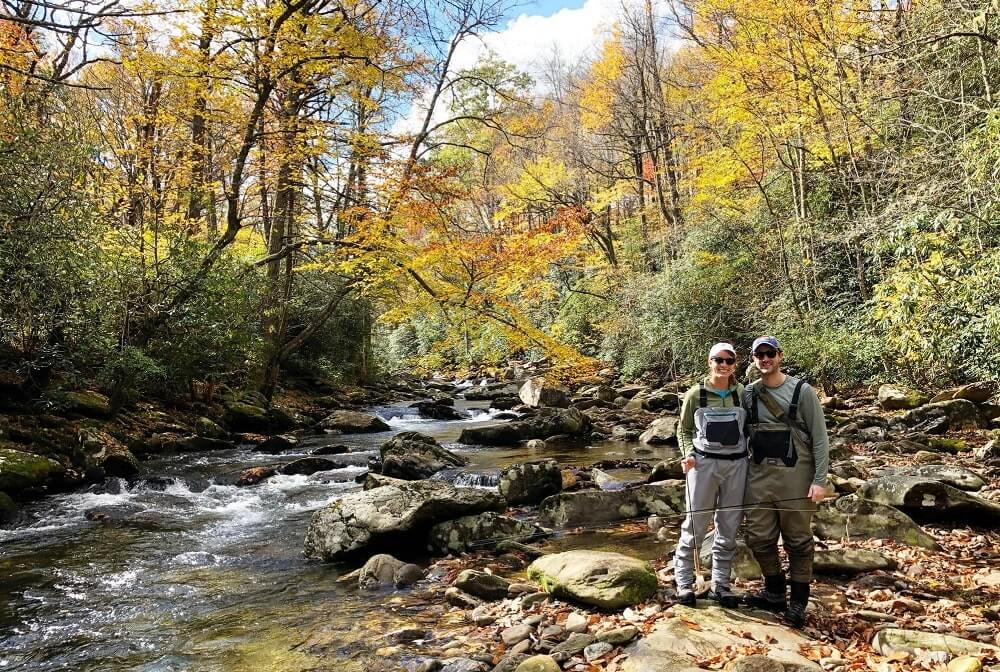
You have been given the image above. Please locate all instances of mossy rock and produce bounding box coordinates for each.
[195,416,228,439]
[223,401,270,432]
[927,438,968,453]
[0,490,17,523]
[527,550,657,609]
[62,390,112,418]
[0,447,64,498]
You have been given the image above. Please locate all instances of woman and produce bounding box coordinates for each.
[673,342,748,608]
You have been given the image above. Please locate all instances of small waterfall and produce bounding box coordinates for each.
[432,468,500,489]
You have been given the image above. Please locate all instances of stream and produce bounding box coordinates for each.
[0,400,678,671]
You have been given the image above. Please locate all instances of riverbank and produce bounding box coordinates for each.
[2,374,1000,671]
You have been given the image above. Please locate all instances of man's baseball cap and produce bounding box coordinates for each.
[751,336,781,353]
[708,342,737,359]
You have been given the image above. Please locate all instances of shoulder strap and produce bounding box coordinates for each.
[743,384,758,424]
[787,379,806,424]
[699,383,707,408]
[757,386,788,422]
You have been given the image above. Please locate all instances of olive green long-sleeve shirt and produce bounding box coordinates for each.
[677,377,745,458]
[747,375,829,486]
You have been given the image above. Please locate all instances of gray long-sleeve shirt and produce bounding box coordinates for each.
[748,375,829,486]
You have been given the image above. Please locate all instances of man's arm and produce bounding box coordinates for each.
[799,385,829,486]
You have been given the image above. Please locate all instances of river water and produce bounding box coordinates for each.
[0,401,677,671]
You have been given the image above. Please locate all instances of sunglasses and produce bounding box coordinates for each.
[754,349,779,360]
[711,356,736,365]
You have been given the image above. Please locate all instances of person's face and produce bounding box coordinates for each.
[753,346,783,374]
[709,351,737,379]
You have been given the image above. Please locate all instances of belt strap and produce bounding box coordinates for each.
[694,448,748,460]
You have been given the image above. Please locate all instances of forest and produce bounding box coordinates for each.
[2,0,998,401]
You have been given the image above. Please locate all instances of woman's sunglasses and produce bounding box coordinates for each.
[753,349,778,360]
[711,356,736,365]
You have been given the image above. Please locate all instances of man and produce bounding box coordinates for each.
[742,336,829,628]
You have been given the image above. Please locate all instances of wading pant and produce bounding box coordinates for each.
[744,456,816,583]
[674,453,748,590]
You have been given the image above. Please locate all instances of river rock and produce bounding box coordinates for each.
[317,410,390,433]
[596,625,639,645]
[976,440,1000,463]
[454,569,510,601]
[814,549,896,575]
[427,512,548,554]
[878,384,928,410]
[513,656,560,672]
[0,447,64,498]
[891,399,981,434]
[160,434,235,452]
[359,553,406,590]
[639,417,679,445]
[872,629,1000,657]
[698,532,761,580]
[394,563,424,587]
[538,481,685,527]
[859,475,1000,524]
[622,605,821,671]
[253,434,299,453]
[519,378,570,408]
[304,479,505,560]
[527,550,657,609]
[499,460,561,505]
[280,457,344,476]
[235,466,276,486]
[445,586,482,608]
[222,401,271,432]
[78,430,140,478]
[195,416,227,439]
[813,495,939,549]
[410,400,465,420]
[380,432,467,480]
[648,458,684,481]
[931,381,998,404]
[884,464,986,491]
[439,658,489,672]
[457,408,588,446]
[62,390,112,418]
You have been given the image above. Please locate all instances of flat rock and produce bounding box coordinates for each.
[457,408,588,446]
[622,606,821,671]
[872,628,1000,657]
[639,417,679,445]
[884,464,986,491]
[527,550,657,609]
[813,549,896,575]
[538,481,685,528]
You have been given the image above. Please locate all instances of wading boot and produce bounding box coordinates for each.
[707,585,740,609]
[741,574,786,612]
[784,581,810,628]
[676,589,696,607]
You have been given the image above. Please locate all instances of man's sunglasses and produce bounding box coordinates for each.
[711,356,736,365]
[753,349,779,360]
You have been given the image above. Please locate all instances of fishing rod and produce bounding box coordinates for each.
[464,495,827,549]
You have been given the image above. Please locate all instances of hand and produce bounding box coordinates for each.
[681,456,696,474]
[808,484,828,503]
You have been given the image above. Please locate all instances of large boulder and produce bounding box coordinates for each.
[457,408,588,446]
[499,460,561,505]
[877,384,929,410]
[379,432,467,480]
[527,550,657,609]
[279,457,344,476]
[222,400,299,433]
[317,410,390,433]
[0,447,65,498]
[639,417,679,445]
[519,378,570,408]
[78,430,140,477]
[883,464,986,491]
[303,479,505,560]
[859,475,1000,524]
[891,399,981,434]
[813,495,939,549]
[427,512,548,554]
[538,481,685,528]
[621,605,821,671]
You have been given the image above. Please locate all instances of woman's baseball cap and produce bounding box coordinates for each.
[708,342,737,358]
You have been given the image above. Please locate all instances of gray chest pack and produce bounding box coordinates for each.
[742,379,808,467]
[692,384,748,459]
